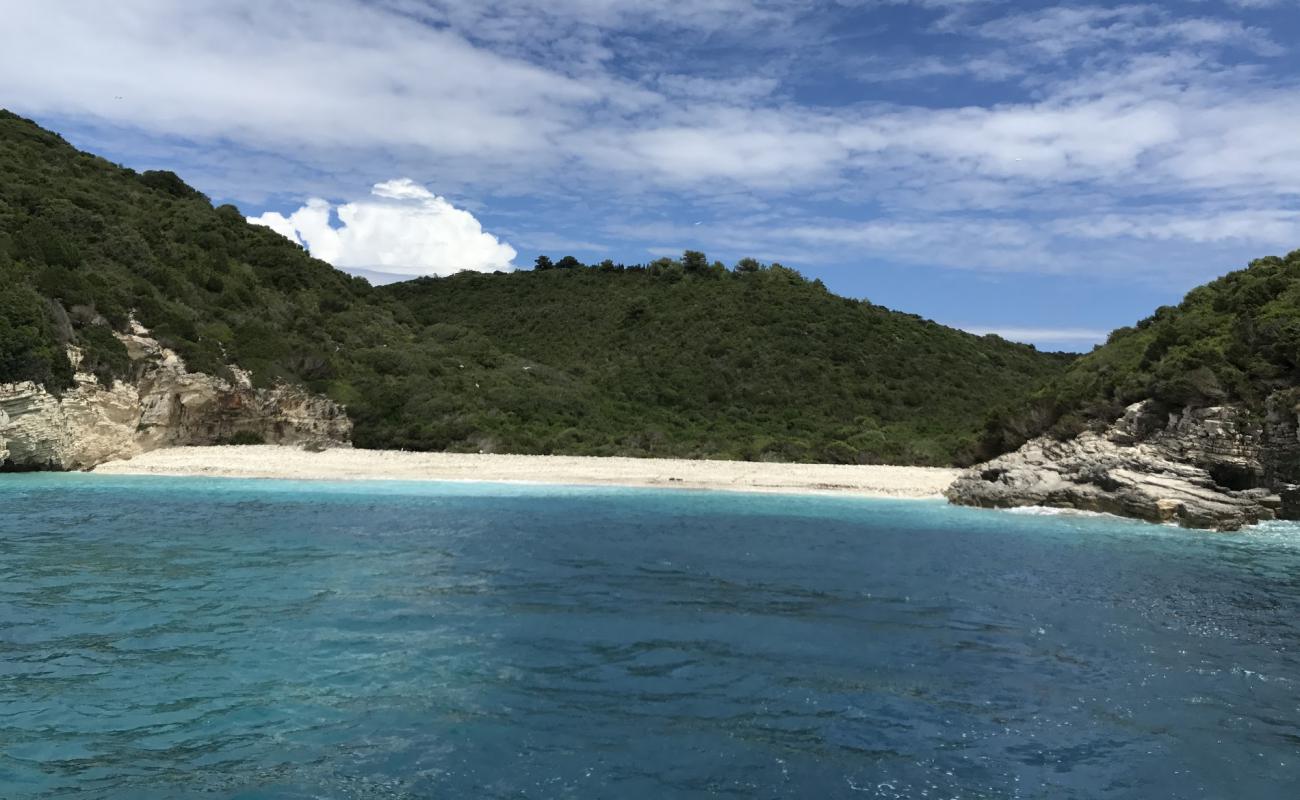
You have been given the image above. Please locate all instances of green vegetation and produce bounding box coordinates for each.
[0,110,1072,465]
[979,249,1300,458]
[385,265,1072,464]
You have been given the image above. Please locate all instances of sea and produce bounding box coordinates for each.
[1,474,1297,799]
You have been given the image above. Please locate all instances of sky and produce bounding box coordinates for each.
[3,0,1299,351]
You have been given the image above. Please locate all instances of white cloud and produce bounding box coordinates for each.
[1223,0,1298,8]
[973,5,1281,58]
[851,54,1022,83]
[4,0,1297,201]
[249,179,517,278]
[0,0,599,167]
[1055,209,1300,245]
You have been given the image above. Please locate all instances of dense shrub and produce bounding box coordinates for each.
[979,249,1300,459]
[383,261,1072,465]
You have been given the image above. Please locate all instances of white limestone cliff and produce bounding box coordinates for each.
[0,328,350,471]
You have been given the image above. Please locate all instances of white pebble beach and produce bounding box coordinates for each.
[93,445,960,499]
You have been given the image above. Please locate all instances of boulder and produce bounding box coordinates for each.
[1281,486,1300,521]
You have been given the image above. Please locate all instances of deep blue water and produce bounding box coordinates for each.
[1,476,1298,799]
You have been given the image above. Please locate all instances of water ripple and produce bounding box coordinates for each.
[1,474,1298,798]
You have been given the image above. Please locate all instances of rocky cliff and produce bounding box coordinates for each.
[0,326,351,471]
[946,398,1300,530]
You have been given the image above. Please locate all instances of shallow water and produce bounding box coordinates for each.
[1,475,1298,799]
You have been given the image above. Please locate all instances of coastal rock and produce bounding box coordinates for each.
[0,330,350,471]
[946,400,1300,531]
[1282,486,1300,520]
[0,378,141,470]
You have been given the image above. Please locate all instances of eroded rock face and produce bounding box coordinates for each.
[0,407,9,464]
[0,378,141,470]
[946,400,1300,531]
[0,331,351,471]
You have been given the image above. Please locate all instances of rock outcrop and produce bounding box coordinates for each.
[0,327,351,471]
[946,399,1300,530]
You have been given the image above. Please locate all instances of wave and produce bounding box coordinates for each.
[1003,505,1110,518]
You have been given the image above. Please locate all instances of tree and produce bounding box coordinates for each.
[15,217,80,269]
[682,250,709,274]
[648,257,683,281]
[556,255,582,270]
[534,255,554,271]
[139,169,207,200]
[735,257,761,273]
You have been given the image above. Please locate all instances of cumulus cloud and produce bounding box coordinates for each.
[249,179,517,279]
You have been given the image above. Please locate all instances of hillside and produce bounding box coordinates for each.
[384,266,1072,464]
[979,249,1300,459]
[950,249,1300,529]
[0,110,590,455]
[0,110,1070,465]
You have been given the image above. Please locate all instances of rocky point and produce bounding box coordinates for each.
[0,325,351,471]
[946,399,1300,531]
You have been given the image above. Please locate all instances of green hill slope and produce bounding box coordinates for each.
[979,249,1300,458]
[0,109,588,452]
[0,110,1071,465]
[382,266,1072,464]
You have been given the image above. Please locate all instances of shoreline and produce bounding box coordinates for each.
[91,445,961,499]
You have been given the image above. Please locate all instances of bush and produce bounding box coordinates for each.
[76,323,131,385]
[822,440,857,464]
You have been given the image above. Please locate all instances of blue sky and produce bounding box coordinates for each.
[4,0,1299,351]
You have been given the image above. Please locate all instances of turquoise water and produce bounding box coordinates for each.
[1,475,1298,799]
